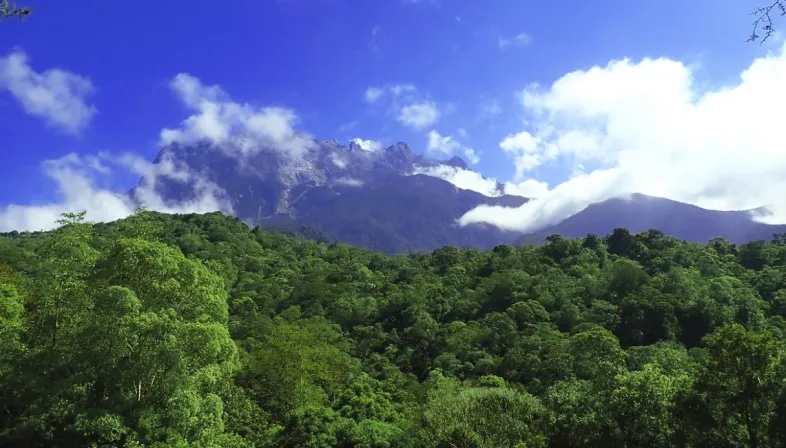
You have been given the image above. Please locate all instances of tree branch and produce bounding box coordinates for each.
[0,0,31,22]
[749,0,786,43]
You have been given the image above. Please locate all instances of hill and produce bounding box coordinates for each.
[517,193,786,245]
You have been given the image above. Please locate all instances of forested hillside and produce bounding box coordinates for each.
[2,210,786,447]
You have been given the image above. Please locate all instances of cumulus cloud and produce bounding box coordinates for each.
[498,33,532,49]
[160,73,315,159]
[413,165,501,197]
[426,129,480,164]
[350,137,383,151]
[0,50,97,134]
[460,42,786,232]
[426,129,461,155]
[0,152,232,232]
[463,147,480,165]
[499,130,544,178]
[398,101,439,130]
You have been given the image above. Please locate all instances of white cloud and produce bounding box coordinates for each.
[366,83,443,131]
[0,152,232,232]
[350,137,383,151]
[398,101,439,129]
[461,42,786,232]
[413,165,501,197]
[334,176,364,187]
[0,50,97,134]
[426,129,461,155]
[503,179,550,199]
[365,84,418,104]
[498,33,532,49]
[426,129,480,164]
[365,86,384,103]
[463,147,480,165]
[499,130,544,178]
[160,73,315,159]
[389,84,417,97]
[329,152,348,169]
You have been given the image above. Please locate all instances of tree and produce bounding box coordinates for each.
[3,235,241,446]
[0,0,31,21]
[419,370,547,447]
[609,364,691,447]
[695,324,784,448]
[749,1,786,43]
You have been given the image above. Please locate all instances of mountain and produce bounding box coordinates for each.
[516,194,786,245]
[131,139,527,253]
[132,140,785,253]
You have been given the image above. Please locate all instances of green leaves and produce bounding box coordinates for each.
[3,212,786,447]
[420,371,547,447]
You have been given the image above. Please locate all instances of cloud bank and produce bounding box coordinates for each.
[1,72,313,232]
[161,73,315,159]
[0,151,232,232]
[0,50,97,134]
[350,137,383,151]
[460,42,786,232]
[398,101,440,129]
[426,129,480,164]
[413,165,501,196]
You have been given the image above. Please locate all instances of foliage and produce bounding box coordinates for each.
[2,211,786,446]
[0,0,31,21]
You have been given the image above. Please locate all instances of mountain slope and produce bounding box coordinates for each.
[131,139,525,253]
[132,139,785,252]
[261,173,526,253]
[518,194,786,244]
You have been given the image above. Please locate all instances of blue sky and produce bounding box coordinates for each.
[1,0,785,231]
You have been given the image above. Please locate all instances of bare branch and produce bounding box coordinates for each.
[749,0,786,43]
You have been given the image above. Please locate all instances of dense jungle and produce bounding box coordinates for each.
[2,209,786,447]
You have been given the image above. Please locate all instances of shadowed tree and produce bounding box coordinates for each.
[0,0,31,21]
[749,1,786,43]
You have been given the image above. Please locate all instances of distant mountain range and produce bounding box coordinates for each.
[515,194,786,246]
[131,140,786,253]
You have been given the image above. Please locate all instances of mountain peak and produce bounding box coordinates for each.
[446,155,468,170]
[385,142,414,156]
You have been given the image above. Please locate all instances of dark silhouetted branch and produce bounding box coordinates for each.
[0,0,31,22]
[749,1,786,43]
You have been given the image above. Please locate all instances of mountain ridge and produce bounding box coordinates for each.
[131,139,786,252]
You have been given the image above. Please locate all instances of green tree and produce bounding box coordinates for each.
[609,364,691,447]
[419,370,547,447]
[695,324,784,448]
